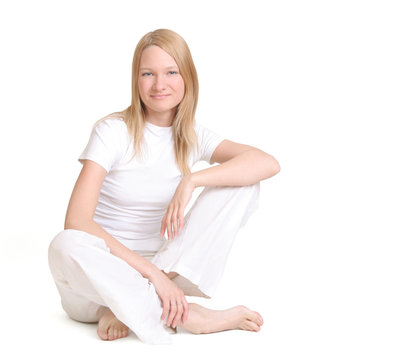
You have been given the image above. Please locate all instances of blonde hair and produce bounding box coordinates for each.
[116,28,199,175]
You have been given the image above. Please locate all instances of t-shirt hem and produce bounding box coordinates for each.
[78,156,110,173]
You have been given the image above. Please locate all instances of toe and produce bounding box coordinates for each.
[108,326,115,340]
[97,328,109,341]
[246,310,261,324]
[254,311,264,326]
[244,320,260,332]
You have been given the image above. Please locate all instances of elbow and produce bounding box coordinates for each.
[273,159,281,175]
[268,155,280,178]
[64,218,78,230]
[256,150,280,180]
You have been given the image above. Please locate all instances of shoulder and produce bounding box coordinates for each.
[194,121,223,142]
[91,114,130,142]
[79,114,130,171]
[93,113,127,133]
[192,120,226,164]
[194,121,213,137]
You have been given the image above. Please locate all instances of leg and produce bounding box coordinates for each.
[48,229,173,344]
[49,231,129,340]
[152,182,260,298]
[154,183,264,334]
[181,303,264,334]
[96,308,129,341]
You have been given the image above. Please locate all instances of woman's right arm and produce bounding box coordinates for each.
[64,159,158,279]
[64,159,189,327]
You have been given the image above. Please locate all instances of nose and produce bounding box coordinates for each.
[152,74,166,91]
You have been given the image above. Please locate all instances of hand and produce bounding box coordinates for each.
[150,269,189,328]
[161,175,195,241]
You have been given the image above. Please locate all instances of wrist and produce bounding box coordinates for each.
[186,172,199,188]
[144,264,164,282]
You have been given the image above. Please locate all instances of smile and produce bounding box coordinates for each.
[151,94,170,99]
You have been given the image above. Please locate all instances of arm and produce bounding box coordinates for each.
[161,139,280,240]
[64,160,158,280]
[190,139,280,187]
[65,160,189,327]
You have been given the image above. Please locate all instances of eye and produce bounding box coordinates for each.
[142,72,153,76]
[168,71,178,75]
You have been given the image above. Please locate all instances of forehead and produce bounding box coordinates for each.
[139,45,178,69]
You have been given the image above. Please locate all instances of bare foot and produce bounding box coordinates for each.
[180,303,264,334]
[97,308,129,341]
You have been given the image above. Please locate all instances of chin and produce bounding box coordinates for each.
[147,102,179,113]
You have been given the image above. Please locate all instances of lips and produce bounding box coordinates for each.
[151,94,170,99]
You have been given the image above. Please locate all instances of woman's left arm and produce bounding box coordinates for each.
[161,140,280,240]
[190,139,280,187]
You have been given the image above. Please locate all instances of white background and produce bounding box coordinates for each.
[1,0,407,359]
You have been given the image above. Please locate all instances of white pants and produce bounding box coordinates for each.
[48,183,260,344]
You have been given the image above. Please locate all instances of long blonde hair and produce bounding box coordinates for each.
[116,29,199,175]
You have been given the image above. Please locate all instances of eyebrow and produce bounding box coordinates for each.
[139,66,179,71]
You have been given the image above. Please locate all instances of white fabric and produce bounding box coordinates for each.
[78,117,225,256]
[48,183,260,344]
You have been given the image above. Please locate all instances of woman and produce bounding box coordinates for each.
[48,29,280,344]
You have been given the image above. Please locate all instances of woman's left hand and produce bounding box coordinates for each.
[161,175,196,241]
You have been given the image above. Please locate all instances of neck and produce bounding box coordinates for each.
[145,108,176,127]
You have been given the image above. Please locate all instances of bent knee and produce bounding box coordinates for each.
[49,230,79,259]
[236,182,260,204]
[62,299,105,323]
[244,182,260,197]
[48,229,93,267]
[50,228,106,251]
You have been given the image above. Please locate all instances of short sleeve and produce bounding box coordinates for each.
[78,118,128,172]
[195,123,225,163]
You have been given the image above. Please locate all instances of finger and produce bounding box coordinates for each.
[166,205,174,240]
[160,210,170,238]
[171,301,184,328]
[161,300,170,321]
[182,298,189,324]
[172,206,179,236]
[166,299,177,326]
[160,218,166,238]
[178,208,184,230]
[166,216,173,241]
[166,301,177,327]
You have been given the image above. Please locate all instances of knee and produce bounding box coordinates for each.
[48,229,85,270]
[237,182,260,204]
[214,182,260,196]
[246,182,260,198]
[251,182,260,203]
[239,183,260,225]
[61,300,106,323]
[48,229,108,267]
[49,230,76,258]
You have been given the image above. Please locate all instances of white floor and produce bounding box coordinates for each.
[2,188,407,360]
[2,1,408,358]
[2,214,274,360]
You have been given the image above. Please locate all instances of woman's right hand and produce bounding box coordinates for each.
[149,269,189,328]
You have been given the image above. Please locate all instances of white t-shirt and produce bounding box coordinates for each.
[79,116,225,256]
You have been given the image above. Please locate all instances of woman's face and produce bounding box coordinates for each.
[138,45,185,119]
